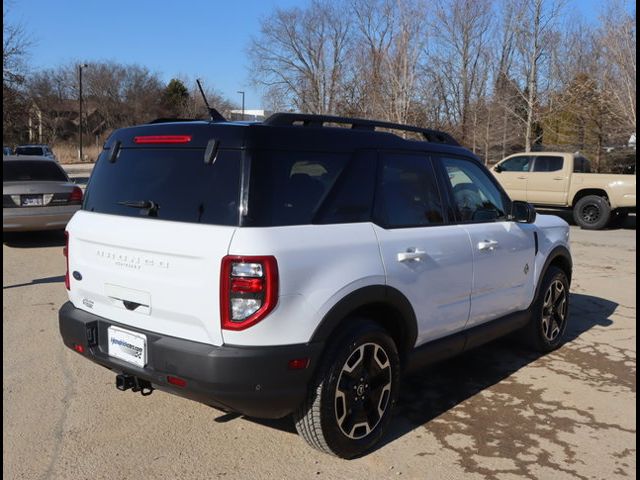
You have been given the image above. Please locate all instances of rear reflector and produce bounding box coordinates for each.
[167,376,187,388]
[64,231,70,290]
[133,135,192,144]
[73,344,84,353]
[288,358,310,370]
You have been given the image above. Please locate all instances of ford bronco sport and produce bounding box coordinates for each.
[59,113,572,458]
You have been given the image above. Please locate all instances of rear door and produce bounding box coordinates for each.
[437,155,536,326]
[67,145,242,347]
[526,155,569,205]
[373,151,473,346]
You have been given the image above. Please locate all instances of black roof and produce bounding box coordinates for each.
[104,113,471,158]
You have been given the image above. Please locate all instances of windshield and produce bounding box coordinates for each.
[3,161,68,182]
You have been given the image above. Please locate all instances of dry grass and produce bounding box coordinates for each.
[53,143,102,164]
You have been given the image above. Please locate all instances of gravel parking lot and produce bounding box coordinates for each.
[3,168,635,479]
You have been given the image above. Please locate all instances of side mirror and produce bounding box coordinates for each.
[494,164,503,173]
[511,201,536,223]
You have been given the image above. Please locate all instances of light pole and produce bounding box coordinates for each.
[237,91,245,120]
[78,64,88,161]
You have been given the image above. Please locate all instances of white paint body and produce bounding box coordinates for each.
[66,210,570,348]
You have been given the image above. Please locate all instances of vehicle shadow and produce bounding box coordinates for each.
[537,208,636,230]
[3,230,66,248]
[3,275,65,290]
[237,293,619,452]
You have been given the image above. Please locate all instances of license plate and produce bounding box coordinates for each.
[21,195,43,206]
[107,326,147,368]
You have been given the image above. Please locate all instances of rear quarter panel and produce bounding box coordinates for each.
[224,223,384,346]
[570,174,636,208]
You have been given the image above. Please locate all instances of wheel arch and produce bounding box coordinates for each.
[533,245,573,303]
[571,188,609,207]
[309,285,418,366]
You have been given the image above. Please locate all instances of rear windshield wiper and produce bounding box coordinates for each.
[117,200,159,217]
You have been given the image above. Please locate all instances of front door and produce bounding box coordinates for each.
[438,156,536,327]
[492,155,531,201]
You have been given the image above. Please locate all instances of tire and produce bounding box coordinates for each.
[573,195,611,230]
[522,266,570,353]
[294,319,400,459]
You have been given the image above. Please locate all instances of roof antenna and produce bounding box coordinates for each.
[196,78,226,122]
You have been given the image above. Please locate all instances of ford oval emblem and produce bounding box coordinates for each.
[72,271,83,281]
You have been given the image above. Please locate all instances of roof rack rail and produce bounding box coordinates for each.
[263,113,460,146]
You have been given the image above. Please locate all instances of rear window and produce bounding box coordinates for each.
[15,147,45,156]
[83,149,241,226]
[245,151,349,226]
[532,156,564,172]
[3,161,68,182]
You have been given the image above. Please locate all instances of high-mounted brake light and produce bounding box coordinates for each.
[220,256,278,331]
[133,135,192,144]
[64,231,70,290]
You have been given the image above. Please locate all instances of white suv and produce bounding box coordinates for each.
[59,113,572,458]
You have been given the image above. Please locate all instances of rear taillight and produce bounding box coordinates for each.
[69,187,83,204]
[64,231,70,290]
[220,255,278,331]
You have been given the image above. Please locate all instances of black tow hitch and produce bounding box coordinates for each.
[115,374,154,396]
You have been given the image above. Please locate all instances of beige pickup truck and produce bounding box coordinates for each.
[492,152,636,229]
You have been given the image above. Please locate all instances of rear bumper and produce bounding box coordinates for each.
[59,302,323,418]
[3,207,79,231]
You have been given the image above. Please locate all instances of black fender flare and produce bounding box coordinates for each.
[533,245,573,303]
[309,285,418,357]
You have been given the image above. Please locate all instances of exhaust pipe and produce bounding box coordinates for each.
[115,374,154,396]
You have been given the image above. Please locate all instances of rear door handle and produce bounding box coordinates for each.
[397,248,426,262]
[478,240,499,251]
[517,176,527,180]
[553,177,564,180]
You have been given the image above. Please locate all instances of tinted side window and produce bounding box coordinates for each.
[3,161,68,182]
[574,156,591,173]
[315,153,375,224]
[83,148,241,226]
[246,151,348,226]
[374,153,444,228]
[441,157,508,222]
[500,156,530,172]
[532,155,564,172]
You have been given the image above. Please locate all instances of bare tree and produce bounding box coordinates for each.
[3,6,33,142]
[430,0,494,143]
[249,0,351,114]
[514,0,564,151]
[598,2,636,133]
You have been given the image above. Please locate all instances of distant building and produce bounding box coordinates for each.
[228,109,272,122]
[629,133,636,149]
[28,99,108,143]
